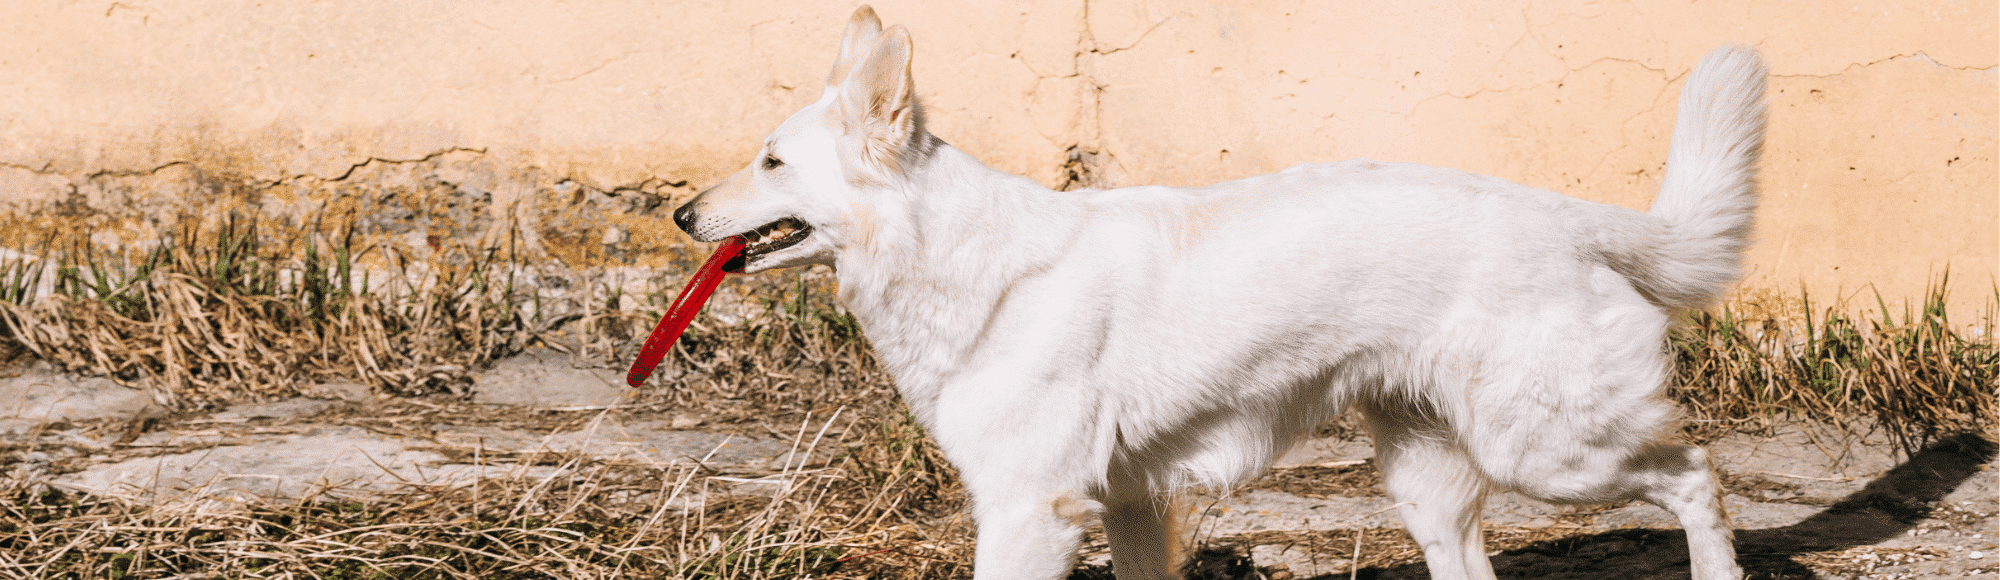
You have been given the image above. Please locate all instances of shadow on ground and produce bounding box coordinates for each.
[1069,432,1996,580]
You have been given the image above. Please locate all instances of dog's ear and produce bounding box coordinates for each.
[834,25,923,181]
[827,6,883,87]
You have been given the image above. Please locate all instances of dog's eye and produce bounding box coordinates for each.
[762,154,783,171]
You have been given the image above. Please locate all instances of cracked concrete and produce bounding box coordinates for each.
[1,1,1993,317]
[2,351,819,511]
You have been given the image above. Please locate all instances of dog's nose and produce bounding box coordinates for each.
[672,200,699,234]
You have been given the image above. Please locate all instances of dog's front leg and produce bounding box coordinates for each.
[962,485,1094,580]
[931,374,1105,580]
[954,451,1095,579]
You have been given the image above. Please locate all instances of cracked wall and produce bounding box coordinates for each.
[2,0,1993,317]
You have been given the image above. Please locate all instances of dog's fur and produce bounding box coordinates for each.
[673,7,1766,580]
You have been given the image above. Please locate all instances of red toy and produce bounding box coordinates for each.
[626,236,746,387]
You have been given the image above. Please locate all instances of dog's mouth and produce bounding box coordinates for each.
[726,217,813,271]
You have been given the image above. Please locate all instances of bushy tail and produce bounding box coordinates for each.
[1609,45,1768,309]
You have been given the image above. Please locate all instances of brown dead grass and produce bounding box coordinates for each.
[1671,277,1997,452]
[0,214,530,408]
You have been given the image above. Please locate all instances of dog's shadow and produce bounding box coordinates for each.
[1070,432,1996,580]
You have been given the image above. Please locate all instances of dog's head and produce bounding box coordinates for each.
[672,6,931,273]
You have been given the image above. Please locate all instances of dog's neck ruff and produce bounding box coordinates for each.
[831,143,1085,422]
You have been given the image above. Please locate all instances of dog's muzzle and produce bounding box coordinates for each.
[672,200,701,236]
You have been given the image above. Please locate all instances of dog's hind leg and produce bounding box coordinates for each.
[1492,440,1741,580]
[1362,400,1498,580]
[1100,468,1182,580]
[1464,306,1742,578]
[1620,443,1743,580]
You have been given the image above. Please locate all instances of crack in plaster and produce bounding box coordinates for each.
[1581,90,1677,185]
[1773,52,2000,78]
[1091,14,1175,56]
[1,148,490,191]
[1389,50,1989,126]
[86,161,192,181]
[0,161,59,176]
[1061,0,1182,184]
[7,145,697,212]
[557,176,689,201]
[1404,55,1673,114]
[102,2,146,18]
[292,147,490,185]
[549,50,657,85]
[1071,0,1111,186]
[3,160,193,180]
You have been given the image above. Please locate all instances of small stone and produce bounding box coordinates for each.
[1972,551,1985,560]
[307,381,374,402]
[472,349,625,407]
[1250,544,1350,578]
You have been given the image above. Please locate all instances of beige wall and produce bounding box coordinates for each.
[2,1,1993,317]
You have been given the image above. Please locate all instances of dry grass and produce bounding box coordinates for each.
[0,214,1993,578]
[1671,277,1997,451]
[0,411,973,579]
[0,213,532,408]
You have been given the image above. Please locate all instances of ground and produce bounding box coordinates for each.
[1,351,1993,579]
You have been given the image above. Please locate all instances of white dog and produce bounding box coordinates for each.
[674,7,1765,580]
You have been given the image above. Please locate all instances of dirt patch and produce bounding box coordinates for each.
[1247,461,1386,499]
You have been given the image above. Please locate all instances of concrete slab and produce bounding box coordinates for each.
[1191,490,1400,537]
[0,367,152,430]
[430,419,812,470]
[210,398,338,422]
[470,349,628,408]
[1272,433,1374,469]
[300,380,373,402]
[51,417,813,509]
[54,427,451,501]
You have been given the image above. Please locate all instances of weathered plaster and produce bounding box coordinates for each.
[0,0,1992,316]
